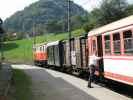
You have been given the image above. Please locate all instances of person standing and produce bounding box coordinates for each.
[88,50,101,88]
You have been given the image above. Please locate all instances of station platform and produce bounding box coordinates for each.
[0,64,12,100]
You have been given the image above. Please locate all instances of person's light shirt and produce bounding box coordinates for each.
[89,54,101,66]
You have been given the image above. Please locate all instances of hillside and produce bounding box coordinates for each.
[4,0,88,35]
[3,29,84,64]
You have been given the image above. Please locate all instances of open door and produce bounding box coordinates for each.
[90,35,104,77]
[97,35,104,77]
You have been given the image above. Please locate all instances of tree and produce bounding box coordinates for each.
[82,0,129,33]
[46,20,63,33]
[99,0,128,25]
[82,15,96,33]
[70,15,88,30]
[4,0,87,36]
[125,4,133,16]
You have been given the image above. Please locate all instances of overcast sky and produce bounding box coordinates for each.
[0,0,132,20]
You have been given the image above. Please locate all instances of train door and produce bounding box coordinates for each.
[90,35,104,76]
[91,37,99,75]
[70,38,76,66]
[75,38,81,69]
[97,36,104,78]
[62,41,66,66]
[66,40,71,67]
[80,37,88,69]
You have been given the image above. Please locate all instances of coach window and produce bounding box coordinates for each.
[43,46,45,52]
[113,33,121,54]
[123,30,133,54]
[92,40,96,52]
[104,35,111,54]
[36,47,38,52]
[36,47,40,52]
[70,39,75,51]
[40,47,42,52]
[33,47,36,51]
[42,46,44,52]
[41,46,43,52]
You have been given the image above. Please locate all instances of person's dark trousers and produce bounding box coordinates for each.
[88,65,95,88]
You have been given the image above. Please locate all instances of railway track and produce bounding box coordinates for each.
[104,80,133,99]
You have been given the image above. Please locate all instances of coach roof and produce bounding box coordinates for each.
[34,43,46,46]
[47,41,60,47]
[88,15,133,37]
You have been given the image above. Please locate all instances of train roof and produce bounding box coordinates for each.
[88,15,133,37]
[46,41,60,47]
[33,43,46,47]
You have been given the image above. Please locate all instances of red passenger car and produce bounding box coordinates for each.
[33,43,47,66]
[88,15,133,86]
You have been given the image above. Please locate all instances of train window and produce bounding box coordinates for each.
[42,46,44,51]
[36,47,39,52]
[113,33,121,54]
[54,45,59,64]
[43,46,46,52]
[70,39,75,51]
[104,35,111,54]
[92,40,96,52]
[36,47,37,51]
[81,38,85,44]
[123,30,133,54]
[33,47,36,51]
[40,47,42,51]
[40,47,42,52]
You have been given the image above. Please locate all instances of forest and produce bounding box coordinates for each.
[3,0,133,40]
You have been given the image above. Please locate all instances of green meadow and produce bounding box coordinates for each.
[2,29,85,64]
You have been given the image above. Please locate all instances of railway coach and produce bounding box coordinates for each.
[62,38,75,72]
[47,41,63,68]
[74,36,88,74]
[33,43,47,66]
[88,15,133,86]
[62,36,88,74]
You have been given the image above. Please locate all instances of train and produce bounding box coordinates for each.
[33,15,133,86]
[33,43,47,66]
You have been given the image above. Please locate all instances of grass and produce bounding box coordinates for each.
[1,29,85,64]
[12,69,32,100]
[3,39,34,64]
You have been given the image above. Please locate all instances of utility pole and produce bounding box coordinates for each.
[68,0,71,39]
[44,26,47,43]
[68,0,72,66]
[33,22,36,45]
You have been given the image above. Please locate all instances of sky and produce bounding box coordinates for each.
[0,0,132,20]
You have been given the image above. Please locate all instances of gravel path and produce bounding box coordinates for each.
[12,65,132,100]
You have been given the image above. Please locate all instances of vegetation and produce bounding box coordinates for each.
[12,69,32,100]
[4,0,87,37]
[82,0,131,32]
[2,0,133,64]
[3,0,133,40]
[2,29,84,64]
